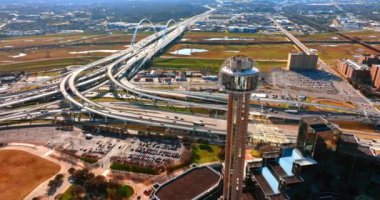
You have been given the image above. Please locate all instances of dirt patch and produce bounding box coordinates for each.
[0,149,60,200]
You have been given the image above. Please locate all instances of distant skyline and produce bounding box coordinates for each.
[0,0,201,3]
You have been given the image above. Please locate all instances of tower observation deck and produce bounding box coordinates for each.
[219,55,259,200]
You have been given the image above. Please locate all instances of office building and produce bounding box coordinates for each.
[297,117,380,199]
[297,117,342,157]
[286,53,318,71]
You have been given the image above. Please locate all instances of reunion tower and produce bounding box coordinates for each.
[219,55,259,200]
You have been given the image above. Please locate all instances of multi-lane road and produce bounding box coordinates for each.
[1,8,379,137]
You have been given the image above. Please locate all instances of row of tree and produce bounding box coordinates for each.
[56,168,133,200]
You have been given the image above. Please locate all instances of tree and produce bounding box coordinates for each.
[55,174,64,181]
[84,175,108,197]
[68,167,76,175]
[71,185,86,199]
[48,180,56,188]
[217,147,225,161]
[72,168,95,185]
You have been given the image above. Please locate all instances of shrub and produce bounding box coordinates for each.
[117,185,134,198]
[110,163,159,175]
[199,144,213,152]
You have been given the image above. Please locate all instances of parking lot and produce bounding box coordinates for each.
[272,70,338,94]
[111,136,186,172]
[0,126,79,145]
[0,125,187,170]
[53,134,119,164]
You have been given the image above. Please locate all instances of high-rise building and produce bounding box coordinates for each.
[297,117,342,158]
[296,117,380,199]
[219,55,259,200]
[286,52,318,71]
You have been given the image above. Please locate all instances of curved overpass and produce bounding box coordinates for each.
[1,8,377,136]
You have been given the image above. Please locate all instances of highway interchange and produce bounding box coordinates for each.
[0,8,379,137]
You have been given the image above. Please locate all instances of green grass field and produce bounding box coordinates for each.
[60,185,73,200]
[0,57,102,73]
[297,32,346,41]
[308,44,377,63]
[342,30,380,41]
[183,32,287,41]
[153,57,286,73]
[191,143,223,164]
[165,44,296,60]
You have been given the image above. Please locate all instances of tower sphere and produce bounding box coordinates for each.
[219,55,260,93]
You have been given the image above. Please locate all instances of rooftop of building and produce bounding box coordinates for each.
[345,59,370,70]
[293,157,318,166]
[341,132,380,155]
[302,117,341,133]
[252,173,277,195]
[340,133,360,144]
[282,176,303,185]
[242,191,257,200]
[289,52,317,56]
[358,145,376,157]
[267,193,290,200]
[269,163,302,185]
[251,147,316,199]
[152,166,221,200]
[270,163,287,177]
[279,148,307,175]
[360,54,380,59]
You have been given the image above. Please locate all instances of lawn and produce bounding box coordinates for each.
[165,44,296,60]
[250,149,262,158]
[297,32,347,41]
[311,98,357,109]
[0,32,149,49]
[191,143,223,164]
[0,33,99,48]
[60,185,74,200]
[153,57,286,73]
[183,32,287,42]
[87,32,151,44]
[0,57,101,73]
[0,150,60,200]
[342,30,380,42]
[308,44,378,63]
[153,57,224,73]
[331,120,376,132]
[0,44,125,63]
[110,162,159,175]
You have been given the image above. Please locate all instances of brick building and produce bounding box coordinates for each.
[286,53,319,71]
[336,59,370,83]
[370,64,380,89]
[357,54,380,67]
